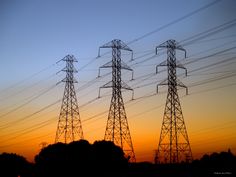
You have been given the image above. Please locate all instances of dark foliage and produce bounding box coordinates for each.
[0,153,32,177]
[1,143,235,177]
[92,140,128,176]
[34,140,128,177]
[127,150,236,177]
[34,142,67,177]
[191,149,236,177]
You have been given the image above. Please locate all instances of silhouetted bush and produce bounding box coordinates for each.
[2,144,235,177]
[34,142,67,177]
[192,149,236,177]
[92,140,128,176]
[0,153,32,177]
[34,140,128,177]
[67,140,92,175]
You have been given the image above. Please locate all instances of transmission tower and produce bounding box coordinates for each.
[98,39,136,162]
[155,40,193,164]
[55,55,83,143]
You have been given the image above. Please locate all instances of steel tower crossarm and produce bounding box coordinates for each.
[55,55,84,143]
[155,40,193,164]
[98,39,136,162]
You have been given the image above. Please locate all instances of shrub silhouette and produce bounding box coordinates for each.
[34,140,128,177]
[192,149,236,176]
[35,142,67,177]
[195,149,235,168]
[67,140,92,176]
[92,140,128,176]
[1,147,235,177]
[0,152,32,177]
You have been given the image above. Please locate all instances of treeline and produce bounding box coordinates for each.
[0,140,235,177]
[0,140,128,177]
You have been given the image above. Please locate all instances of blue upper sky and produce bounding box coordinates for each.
[0,0,235,85]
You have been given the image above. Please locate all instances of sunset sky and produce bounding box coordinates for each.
[0,0,236,162]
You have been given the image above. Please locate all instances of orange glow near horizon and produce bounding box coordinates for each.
[1,84,236,163]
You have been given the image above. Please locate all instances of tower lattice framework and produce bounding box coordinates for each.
[98,39,136,162]
[155,40,193,164]
[55,55,83,143]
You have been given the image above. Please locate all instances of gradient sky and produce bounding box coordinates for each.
[0,0,236,162]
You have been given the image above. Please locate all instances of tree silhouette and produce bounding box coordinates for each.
[2,141,234,177]
[192,149,235,177]
[92,140,128,176]
[67,140,92,176]
[0,153,32,177]
[34,140,128,177]
[35,142,67,177]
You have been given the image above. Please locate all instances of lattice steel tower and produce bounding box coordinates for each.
[98,39,136,162]
[155,40,192,164]
[55,55,83,143]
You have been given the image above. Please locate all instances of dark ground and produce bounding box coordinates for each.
[0,140,235,177]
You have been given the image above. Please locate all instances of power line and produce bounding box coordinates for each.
[1,23,231,120]
[128,0,222,44]
[0,63,56,94]
[188,34,236,44]
[75,0,222,74]
[0,84,57,119]
[0,132,54,149]
[55,55,84,143]
[0,117,57,143]
[75,51,236,126]
[1,77,235,149]
[75,66,236,127]
[0,73,57,101]
[0,99,61,130]
[0,1,235,156]
[98,39,136,162]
